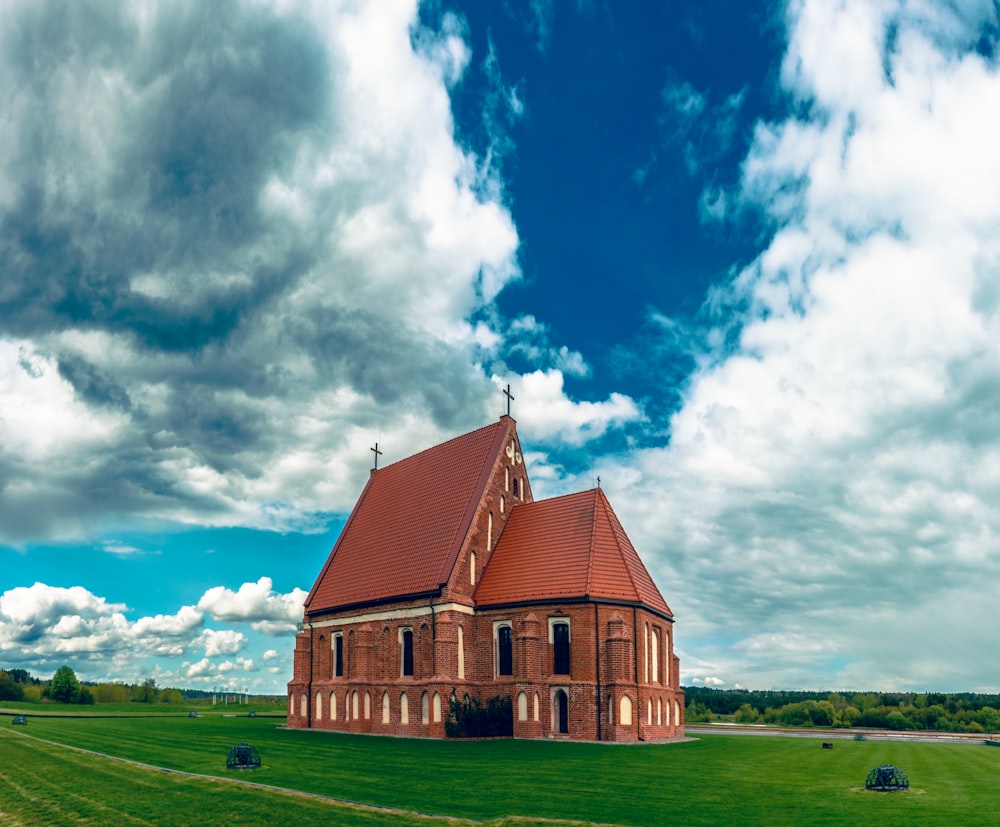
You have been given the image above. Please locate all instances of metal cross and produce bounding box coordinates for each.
[503,383,515,417]
[370,442,383,470]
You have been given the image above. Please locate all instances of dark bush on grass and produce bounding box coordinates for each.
[445,694,513,738]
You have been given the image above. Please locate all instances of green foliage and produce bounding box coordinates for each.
[6,668,34,685]
[0,670,25,701]
[445,694,513,737]
[48,666,83,704]
[685,686,1000,733]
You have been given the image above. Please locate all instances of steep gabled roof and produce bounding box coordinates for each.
[305,419,513,614]
[473,487,672,617]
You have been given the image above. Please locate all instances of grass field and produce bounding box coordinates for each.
[3,712,1000,826]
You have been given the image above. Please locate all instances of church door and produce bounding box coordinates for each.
[555,689,568,734]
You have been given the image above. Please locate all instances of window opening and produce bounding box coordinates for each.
[498,625,513,676]
[553,622,570,674]
[555,689,569,734]
[334,634,343,677]
[401,628,413,676]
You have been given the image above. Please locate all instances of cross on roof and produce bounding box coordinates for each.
[370,442,383,470]
[503,383,515,417]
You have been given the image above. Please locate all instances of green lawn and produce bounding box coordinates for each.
[4,715,1000,826]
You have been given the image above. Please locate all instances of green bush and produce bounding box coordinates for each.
[445,694,513,737]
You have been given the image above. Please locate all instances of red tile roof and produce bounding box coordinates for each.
[473,488,673,617]
[305,419,513,613]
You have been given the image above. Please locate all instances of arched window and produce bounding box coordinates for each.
[300,693,307,719]
[433,692,442,723]
[657,697,662,726]
[505,465,509,491]
[620,695,633,727]
[513,477,519,497]
[364,691,371,720]
[651,628,659,684]
[488,512,493,550]
[644,623,650,683]
[457,625,465,679]
[421,692,429,725]
[533,692,539,721]
[675,700,681,726]
[496,623,513,676]
[381,692,390,723]
[400,628,413,676]
[552,621,570,675]
[666,699,671,725]
[331,691,337,720]
[554,689,569,734]
[500,495,506,514]
[333,633,343,678]
[518,692,528,721]
[315,691,323,721]
[470,551,476,586]
[647,699,652,725]
[400,693,409,724]
[352,690,359,720]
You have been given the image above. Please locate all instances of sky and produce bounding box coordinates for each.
[3,0,1000,696]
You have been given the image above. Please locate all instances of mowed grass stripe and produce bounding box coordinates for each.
[12,716,1000,825]
[0,728,499,827]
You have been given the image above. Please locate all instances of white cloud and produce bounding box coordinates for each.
[131,606,203,638]
[614,0,1000,690]
[197,577,305,635]
[197,629,248,658]
[512,370,642,446]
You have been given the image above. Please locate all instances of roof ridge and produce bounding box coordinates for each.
[378,420,506,472]
[304,471,376,610]
[597,488,642,603]
[584,488,599,597]
[436,418,512,585]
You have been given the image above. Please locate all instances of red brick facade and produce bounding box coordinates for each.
[288,417,684,741]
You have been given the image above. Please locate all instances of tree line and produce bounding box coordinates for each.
[684,686,1000,733]
[1,667,183,705]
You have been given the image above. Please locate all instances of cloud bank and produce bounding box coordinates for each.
[0,0,633,546]
[0,580,300,689]
[610,0,1000,690]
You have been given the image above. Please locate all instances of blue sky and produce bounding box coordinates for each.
[3,0,1000,695]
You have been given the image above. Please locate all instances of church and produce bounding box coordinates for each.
[287,414,684,741]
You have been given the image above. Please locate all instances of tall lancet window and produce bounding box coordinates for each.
[401,628,413,676]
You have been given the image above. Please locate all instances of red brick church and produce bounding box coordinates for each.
[287,415,683,741]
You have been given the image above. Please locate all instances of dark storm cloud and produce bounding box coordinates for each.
[0,0,330,350]
[56,352,131,410]
[0,0,527,545]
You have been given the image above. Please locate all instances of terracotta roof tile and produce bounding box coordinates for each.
[305,420,512,613]
[473,488,672,617]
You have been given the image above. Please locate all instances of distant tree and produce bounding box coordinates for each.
[49,666,82,703]
[734,703,762,724]
[159,687,184,704]
[132,677,158,703]
[0,670,25,701]
[7,668,32,685]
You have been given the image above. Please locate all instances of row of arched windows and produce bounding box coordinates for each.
[608,694,681,728]
[294,689,445,726]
